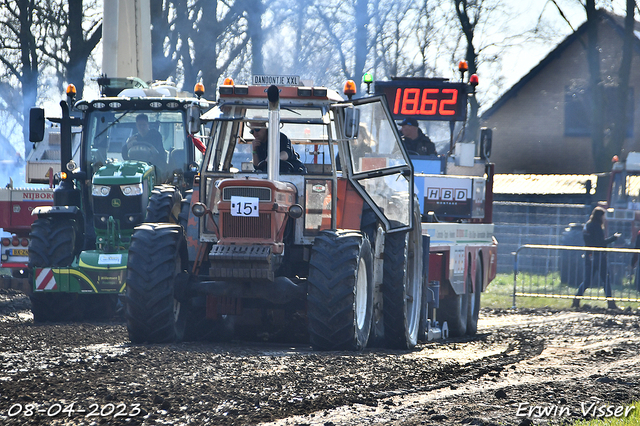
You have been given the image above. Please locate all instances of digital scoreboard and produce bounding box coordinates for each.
[375,80,468,122]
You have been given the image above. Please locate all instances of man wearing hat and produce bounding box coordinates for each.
[248,121,305,173]
[399,118,436,156]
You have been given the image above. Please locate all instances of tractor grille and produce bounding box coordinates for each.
[221,212,272,239]
[222,186,271,201]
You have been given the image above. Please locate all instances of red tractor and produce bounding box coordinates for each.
[125,79,426,350]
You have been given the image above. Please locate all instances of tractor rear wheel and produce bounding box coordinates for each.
[145,185,182,223]
[382,202,423,349]
[125,223,188,343]
[307,230,373,351]
[29,217,76,268]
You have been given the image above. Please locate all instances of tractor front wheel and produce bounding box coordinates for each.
[125,223,188,343]
[145,185,182,224]
[382,201,423,349]
[307,230,373,351]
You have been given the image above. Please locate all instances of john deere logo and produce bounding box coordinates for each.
[111,198,121,207]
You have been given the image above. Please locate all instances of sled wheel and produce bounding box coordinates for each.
[466,258,483,335]
[437,268,470,337]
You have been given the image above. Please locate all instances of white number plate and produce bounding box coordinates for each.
[230,196,259,217]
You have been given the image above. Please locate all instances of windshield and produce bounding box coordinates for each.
[85,110,189,181]
[206,105,334,174]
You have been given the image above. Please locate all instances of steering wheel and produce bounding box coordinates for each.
[126,142,162,162]
[406,149,420,156]
[256,159,295,174]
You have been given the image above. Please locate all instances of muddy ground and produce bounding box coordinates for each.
[0,288,639,426]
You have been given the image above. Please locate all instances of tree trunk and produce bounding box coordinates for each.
[67,0,102,98]
[585,2,606,171]
[18,0,38,157]
[609,0,634,164]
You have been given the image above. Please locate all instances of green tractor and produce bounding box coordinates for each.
[27,78,210,321]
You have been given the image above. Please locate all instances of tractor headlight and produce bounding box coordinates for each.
[120,183,143,196]
[92,185,111,196]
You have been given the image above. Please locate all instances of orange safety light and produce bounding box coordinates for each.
[469,74,479,86]
[222,77,234,86]
[194,82,205,97]
[612,155,619,163]
[66,84,76,97]
[343,80,357,97]
[60,171,68,180]
[458,61,468,72]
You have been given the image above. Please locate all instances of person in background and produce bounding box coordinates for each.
[398,118,436,156]
[572,206,621,309]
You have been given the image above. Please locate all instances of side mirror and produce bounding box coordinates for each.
[479,127,492,159]
[187,104,201,134]
[29,108,45,142]
[343,107,360,138]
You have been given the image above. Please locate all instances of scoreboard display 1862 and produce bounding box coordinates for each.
[375,80,468,122]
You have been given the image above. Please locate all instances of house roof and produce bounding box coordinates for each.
[493,174,597,195]
[482,10,640,120]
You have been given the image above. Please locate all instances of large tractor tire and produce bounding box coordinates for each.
[145,185,182,223]
[466,258,483,336]
[125,223,188,343]
[382,202,423,349]
[29,217,76,268]
[307,230,374,351]
[29,217,80,323]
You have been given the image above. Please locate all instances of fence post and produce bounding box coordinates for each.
[512,248,519,309]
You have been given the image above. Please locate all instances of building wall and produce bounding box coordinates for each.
[484,21,640,174]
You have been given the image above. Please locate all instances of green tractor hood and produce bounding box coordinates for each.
[91,160,156,248]
[93,160,155,185]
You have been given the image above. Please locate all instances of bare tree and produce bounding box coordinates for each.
[150,0,252,93]
[40,0,102,98]
[609,0,635,168]
[0,0,41,155]
[553,0,636,171]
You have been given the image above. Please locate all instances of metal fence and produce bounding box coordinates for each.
[512,244,640,307]
[494,201,591,274]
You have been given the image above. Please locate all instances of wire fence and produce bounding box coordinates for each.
[512,244,640,307]
[494,201,591,274]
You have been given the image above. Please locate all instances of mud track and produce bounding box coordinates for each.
[0,288,639,425]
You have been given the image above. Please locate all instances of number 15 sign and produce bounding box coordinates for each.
[230,196,259,217]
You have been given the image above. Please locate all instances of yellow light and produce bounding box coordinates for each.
[223,77,234,86]
[66,84,76,96]
[60,172,68,180]
[194,82,205,97]
[343,80,357,96]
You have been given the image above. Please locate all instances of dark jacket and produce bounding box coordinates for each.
[402,129,436,156]
[255,132,305,173]
[122,129,165,160]
[583,220,617,248]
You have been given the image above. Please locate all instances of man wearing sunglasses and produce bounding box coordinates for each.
[248,121,305,173]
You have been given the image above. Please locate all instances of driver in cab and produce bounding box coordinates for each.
[248,121,305,173]
[122,113,167,165]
